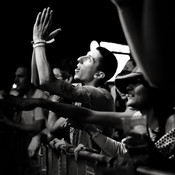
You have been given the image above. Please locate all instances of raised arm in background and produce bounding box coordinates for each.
[111,0,175,92]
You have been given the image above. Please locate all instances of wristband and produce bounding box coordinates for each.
[33,42,46,48]
[32,39,46,45]
[31,38,55,46]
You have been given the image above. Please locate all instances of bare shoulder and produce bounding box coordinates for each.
[165,114,175,133]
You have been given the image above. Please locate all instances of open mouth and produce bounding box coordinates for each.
[126,93,135,99]
[75,68,80,74]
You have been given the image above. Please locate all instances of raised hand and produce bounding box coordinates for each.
[33,7,53,42]
[49,138,72,151]
[28,135,41,158]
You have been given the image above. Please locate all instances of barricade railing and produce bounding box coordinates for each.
[46,145,114,175]
[39,143,175,175]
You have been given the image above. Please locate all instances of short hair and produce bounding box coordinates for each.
[16,65,31,78]
[96,47,118,83]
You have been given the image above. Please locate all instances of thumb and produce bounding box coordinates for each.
[46,28,62,43]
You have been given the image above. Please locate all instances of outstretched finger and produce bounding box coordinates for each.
[35,12,42,27]
[42,7,50,27]
[40,8,47,24]
[45,8,53,33]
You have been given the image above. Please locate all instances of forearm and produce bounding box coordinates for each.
[31,50,40,86]
[47,112,69,133]
[7,120,45,134]
[102,137,127,157]
[34,46,54,87]
[114,0,142,67]
[112,0,156,87]
[40,100,123,127]
[39,99,93,121]
[88,131,127,157]
[6,97,127,128]
[50,117,68,132]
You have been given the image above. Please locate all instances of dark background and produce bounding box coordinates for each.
[1,0,127,88]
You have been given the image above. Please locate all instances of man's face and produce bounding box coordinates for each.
[74,49,102,84]
[14,67,30,92]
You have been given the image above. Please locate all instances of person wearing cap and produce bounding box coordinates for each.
[110,0,175,94]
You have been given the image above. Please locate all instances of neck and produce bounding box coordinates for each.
[83,80,101,87]
[141,108,158,130]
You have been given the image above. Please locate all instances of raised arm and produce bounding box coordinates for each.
[31,50,40,86]
[31,8,61,87]
[32,7,54,86]
[32,7,65,94]
[111,0,175,91]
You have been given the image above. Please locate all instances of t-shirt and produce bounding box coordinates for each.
[20,89,46,124]
[69,84,115,150]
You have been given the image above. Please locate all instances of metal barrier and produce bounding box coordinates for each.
[46,145,114,175]
[39,143,175,175]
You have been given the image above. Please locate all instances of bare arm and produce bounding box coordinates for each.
[2,96,134,129]
[31,7,61,87]
[31,50,40,86]
[0,112,45,134]
[32,7,64,95]
[165,114,175,133]
[111,0,175,90]
[47,111,69,133]
[92,133,127,157]
[32,8,85,101]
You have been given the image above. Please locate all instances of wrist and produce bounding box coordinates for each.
[33,39,46,43]
[32,39,46,48]
[86,128,102,139]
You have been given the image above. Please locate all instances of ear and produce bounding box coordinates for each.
[66,76,73,83]
[94,71,105,79]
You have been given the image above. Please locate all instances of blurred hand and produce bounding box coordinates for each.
[0,110,13,126]
[74,143,86,161]
[49,138,72,151]
[28,135,41,158]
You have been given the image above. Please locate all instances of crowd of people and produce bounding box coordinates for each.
[0,0,175,174]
